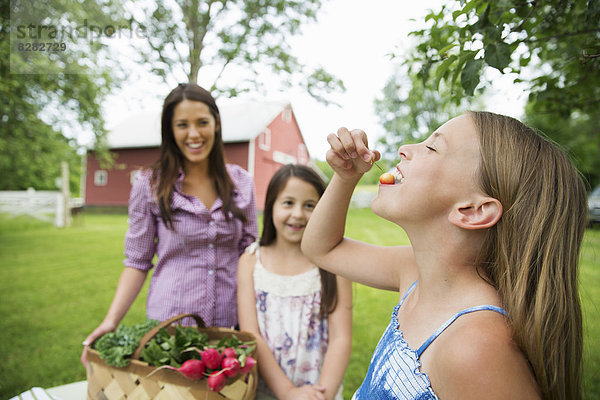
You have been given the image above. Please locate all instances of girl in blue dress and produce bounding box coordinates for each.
[302,112,586,400]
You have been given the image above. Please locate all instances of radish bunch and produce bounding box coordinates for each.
[148,346,257,392]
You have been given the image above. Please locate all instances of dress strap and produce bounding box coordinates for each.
[399,281,418,307]
[416,305,507,358]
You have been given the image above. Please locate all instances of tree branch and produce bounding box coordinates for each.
[519,28,600,43]
[211,7,257,91]
[211,57,234,92]
[514,0,537,32]
[582,52,600,59]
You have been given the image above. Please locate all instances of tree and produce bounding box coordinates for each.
[132,0,344,101]
[523,104,600,189]
[406,0,599,110]
[389,0,599,187]
[1,0,129,191]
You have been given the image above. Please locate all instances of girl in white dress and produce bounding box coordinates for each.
[238,164,352,400]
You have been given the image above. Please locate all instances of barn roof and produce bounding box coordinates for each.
[105,100,290,149]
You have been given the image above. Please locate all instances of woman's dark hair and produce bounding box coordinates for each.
[259,164,337,317]
[150,83,246,229]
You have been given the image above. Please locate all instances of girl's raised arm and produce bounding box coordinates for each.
[302,128,412,291]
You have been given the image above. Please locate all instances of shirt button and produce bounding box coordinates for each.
[209,220,215,226]
[208,270,214,275]
[208,243,214,249]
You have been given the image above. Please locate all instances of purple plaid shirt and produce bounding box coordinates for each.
[124,164,258,327]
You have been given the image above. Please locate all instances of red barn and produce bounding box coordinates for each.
[84,100,311,210]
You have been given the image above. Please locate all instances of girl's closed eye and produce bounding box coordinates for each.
[425,145,437,152]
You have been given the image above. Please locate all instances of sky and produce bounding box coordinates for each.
[99,0,527,160]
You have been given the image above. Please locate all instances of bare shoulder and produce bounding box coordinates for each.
[237,250,257,276]
[430,311,540,399]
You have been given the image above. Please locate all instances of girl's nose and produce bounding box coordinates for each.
[291,205,304,218]
[398,144,411,160]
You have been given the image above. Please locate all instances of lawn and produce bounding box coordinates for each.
[0,210,599,399]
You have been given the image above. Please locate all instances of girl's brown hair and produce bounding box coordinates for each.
[150,83,246,229]
[470,111,587,399]
[260,164,337,317]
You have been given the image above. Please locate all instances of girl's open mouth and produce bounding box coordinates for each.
[379,167,404,185]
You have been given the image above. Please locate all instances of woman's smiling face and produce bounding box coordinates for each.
[372,114,483,225]
[172,99,217,166]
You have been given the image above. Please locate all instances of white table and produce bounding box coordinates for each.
[11,381,87,400]
[46,381,87,399]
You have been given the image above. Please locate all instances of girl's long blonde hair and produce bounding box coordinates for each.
[470,111,587,400]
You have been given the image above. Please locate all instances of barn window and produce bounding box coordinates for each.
[273,151,296,165]
[94,170,108,186]
[282,108,292,123]
[258,128,271,151]
[297,143,309,164]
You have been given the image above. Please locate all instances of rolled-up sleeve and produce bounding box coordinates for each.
[124,170,157,271]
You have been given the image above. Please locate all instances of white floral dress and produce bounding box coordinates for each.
[246,243,343,400]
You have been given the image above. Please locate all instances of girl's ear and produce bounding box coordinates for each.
[448,197,503,230]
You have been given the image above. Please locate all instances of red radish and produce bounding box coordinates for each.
[240,356,256,374]
[222,347,237,359]
[379,172,395,185]
[221,357,240,377]
[207,371,226,392]
[201,348,223,370]
[146,359,206,380]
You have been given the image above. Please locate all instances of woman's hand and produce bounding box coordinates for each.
[80,267,148,367]
[80,320,118,367]
[326,127,380,182]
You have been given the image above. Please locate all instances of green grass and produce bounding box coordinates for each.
[0,211,599,399]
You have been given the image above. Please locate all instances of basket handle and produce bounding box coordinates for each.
[132,313,206,360]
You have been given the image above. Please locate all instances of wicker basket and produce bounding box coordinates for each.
[86,314,257,400]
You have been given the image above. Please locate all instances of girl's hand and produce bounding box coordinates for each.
[281,385,326,400]
[326,127,380,182]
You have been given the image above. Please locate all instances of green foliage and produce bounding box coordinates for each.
[408,0,600,112]
[140,325,209,367]
[1,0,129,190]
[133,0,344,103]
[0,109,82,191]
[93,319,160,367]
[524,105,600,189]
[397,0,600,188]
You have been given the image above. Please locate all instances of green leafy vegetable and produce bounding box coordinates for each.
[217,335,256,357]
[93,319,159,367]
[94,319,256,372]
[140,325,209,367]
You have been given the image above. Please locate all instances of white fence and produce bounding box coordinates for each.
[0,188,83,227]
